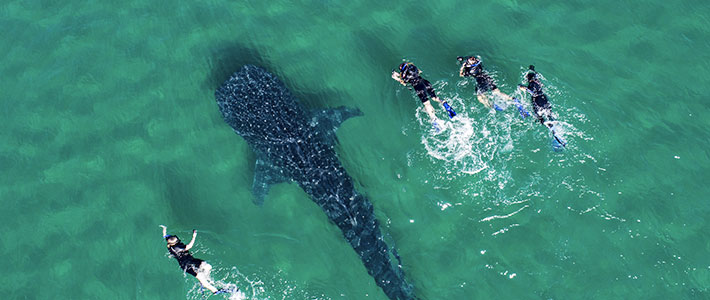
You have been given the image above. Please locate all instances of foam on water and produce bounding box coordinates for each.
[418,82,515,178]
[411,72,620,232]
[186,265,329,300]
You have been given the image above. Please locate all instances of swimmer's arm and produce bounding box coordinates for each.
[159,225,167,237]
[459,65,466,77]
[185,229,197,250]
[391,71,407,86]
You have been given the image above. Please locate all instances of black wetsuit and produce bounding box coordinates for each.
[401,64,437,103]
[461,62,497,93]
[524,79,553,123]
[168,242,204,276]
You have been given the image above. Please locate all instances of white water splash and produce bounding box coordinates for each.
[186,265,329,300]
[415,91,515,180]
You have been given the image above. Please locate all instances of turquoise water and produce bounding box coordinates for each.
[2,0,710,299]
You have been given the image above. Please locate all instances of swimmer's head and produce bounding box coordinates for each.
[466,56,480,64]
[399,62,409,72]
[165,235,180,245]
[526,72,536,82]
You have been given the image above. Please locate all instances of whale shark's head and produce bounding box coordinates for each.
[215,65,308,140]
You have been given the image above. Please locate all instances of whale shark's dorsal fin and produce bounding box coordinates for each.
[251,157,288,205]
[310,106,363,143]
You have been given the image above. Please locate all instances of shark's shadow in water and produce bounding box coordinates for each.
[215,65,415,300]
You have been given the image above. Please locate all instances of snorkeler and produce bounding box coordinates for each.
[457,55,513,108]
[160,225,228,295]
[518,65,554,126]
[518,65,567,148]
[391,62,451,122]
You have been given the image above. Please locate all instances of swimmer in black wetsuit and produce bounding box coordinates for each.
[458,56,513,108]
[391,62,445,121]
[160,225,224,294]
[518,65,554,126]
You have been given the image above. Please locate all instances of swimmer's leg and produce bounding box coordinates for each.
[539,103,554,125]
[196,274,218,294]
[476,93,492,108]
[535,110,546,125]
[416,84,440,121]
[531,104,545,124]
[423,100,439,121]
[535,108,554,126]
[424,80,442,104]
[492,88,513,102]
[200,261,212,276]
[545,106,555,122]
[196,262,218,294]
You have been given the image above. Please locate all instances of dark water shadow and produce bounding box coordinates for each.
[202,43,273,93]
[156,164,235,229]
[204,42,356,112]
[352,28,401,74]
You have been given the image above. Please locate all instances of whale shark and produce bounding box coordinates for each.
[215,65,415,299]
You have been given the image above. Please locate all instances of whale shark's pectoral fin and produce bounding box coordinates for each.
[311,106,363,143]
[251,158,287,206]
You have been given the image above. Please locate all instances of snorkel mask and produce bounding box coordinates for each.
[165,235,180,245]
[468,56,481,68]
[457,56,480,68]
[399,62,410,73]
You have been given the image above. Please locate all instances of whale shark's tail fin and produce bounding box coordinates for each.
[339,194,416,300]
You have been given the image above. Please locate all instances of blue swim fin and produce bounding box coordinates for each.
[548,123,567,150]
[214,289,227,295]
[432,120,442,133]
[514,98,531,119]
[443,102,457,118]
[493,103,504,111]
[214,287,239,295]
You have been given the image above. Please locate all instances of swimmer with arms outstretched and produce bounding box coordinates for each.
[391,62,448,123]
[458,55,514,108]
[160,225,228,295]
